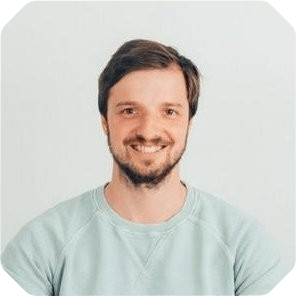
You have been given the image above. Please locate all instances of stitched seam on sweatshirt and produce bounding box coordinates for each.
[52,189,99,287]
[189,217,235,264]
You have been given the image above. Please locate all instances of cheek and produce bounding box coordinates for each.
[108,122,132,143]
[173,129,189,148]
[174,122,189,137]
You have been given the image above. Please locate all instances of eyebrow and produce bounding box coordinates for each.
[161,102,184,108]
[115,101,184,108]
[115,101,139,108]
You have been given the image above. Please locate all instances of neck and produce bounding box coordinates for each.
[104,166,187,223]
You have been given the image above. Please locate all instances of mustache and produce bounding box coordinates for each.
[123,134,173,146]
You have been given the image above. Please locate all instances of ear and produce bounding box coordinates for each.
[101,116,109,135]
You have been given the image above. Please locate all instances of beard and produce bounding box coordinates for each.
[107,130,189,189]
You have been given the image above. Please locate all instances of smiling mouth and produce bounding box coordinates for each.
[130,145,167,154]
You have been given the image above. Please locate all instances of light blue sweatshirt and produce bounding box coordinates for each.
[1,183,289,295]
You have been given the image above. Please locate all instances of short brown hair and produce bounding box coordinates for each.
[98,39,201,119]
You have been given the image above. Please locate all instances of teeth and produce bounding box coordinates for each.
[132,145,163,154]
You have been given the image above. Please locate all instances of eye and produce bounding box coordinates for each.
[120,107,138,117]
[165,108,177,116]
[123,108,134,114]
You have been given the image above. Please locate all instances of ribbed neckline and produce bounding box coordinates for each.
[94,181,198,233]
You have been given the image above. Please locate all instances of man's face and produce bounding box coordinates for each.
[102,65,192,188]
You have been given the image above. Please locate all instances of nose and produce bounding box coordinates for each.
[136,112,162,143]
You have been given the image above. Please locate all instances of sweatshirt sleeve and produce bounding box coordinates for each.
[1,219,56,296]
[234,220,290,295]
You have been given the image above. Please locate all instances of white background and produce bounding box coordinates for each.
[0,1,295,295]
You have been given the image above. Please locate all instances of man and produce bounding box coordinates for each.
[1,39,289,295]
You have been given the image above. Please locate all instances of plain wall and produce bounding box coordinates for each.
[1,1,295,270]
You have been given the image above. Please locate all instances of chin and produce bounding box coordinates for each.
[116,158,179,188]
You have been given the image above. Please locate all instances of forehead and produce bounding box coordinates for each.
[108,65,188,106]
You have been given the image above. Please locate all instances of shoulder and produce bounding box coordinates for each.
[191,187,259,229]
[2,186,100,271]
[189,186,289,294]
[22,186,98,240]
[189,187,266,252]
